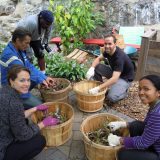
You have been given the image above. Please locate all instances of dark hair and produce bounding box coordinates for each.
[104,35,117,43]
[12,27,31,42]
[140,75,160,91]
[7,65,30,85]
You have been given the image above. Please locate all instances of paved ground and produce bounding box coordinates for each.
[33,91,134,160]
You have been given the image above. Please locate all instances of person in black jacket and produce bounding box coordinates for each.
[86,35,134,103]
[0,65,59,160]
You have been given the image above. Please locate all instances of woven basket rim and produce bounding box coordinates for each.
[40,78,71,94]
[80,113,124,149]
[73,80,107,96]
[42,102,74,129]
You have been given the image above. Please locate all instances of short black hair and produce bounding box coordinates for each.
[7,65,30,85]
[104,35,117,43]
[12,27,31,42]
[140,75,160,91]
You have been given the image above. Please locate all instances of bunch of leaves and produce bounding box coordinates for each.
[87,120,121,146]
[42,106,67,124]
[45,53,87,81]
[49,0,105,54]
[41,79,69,91]
[87,121,110,146]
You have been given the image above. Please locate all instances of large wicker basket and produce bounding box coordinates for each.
[81,113,127,160]
[40,78,71,103]
[31,102,74,147]
[73,80,107,112]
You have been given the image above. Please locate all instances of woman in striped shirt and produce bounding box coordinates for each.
[107,74,160,160]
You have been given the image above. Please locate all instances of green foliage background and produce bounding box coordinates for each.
[49,0,105,54]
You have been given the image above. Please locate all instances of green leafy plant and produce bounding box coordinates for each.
[45,53,87,81]
[49,0,105,54]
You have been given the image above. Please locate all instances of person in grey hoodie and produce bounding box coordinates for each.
[17,10,54,74]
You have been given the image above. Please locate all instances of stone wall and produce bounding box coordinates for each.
[92,0,160,38]
[0,0,49,43]
[0,0,160,44]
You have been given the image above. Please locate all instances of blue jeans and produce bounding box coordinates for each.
[107,78,131,103]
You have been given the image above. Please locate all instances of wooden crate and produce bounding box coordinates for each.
[135,29,160,80]
[66,49,88,63]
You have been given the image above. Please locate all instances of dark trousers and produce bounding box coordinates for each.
[4,134,46,160]
[94,64,113,82]
[117,121,160,160]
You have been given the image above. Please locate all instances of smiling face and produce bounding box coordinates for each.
[10,70,31,94]
[15,35,31,51]
[104,36,116,56]
[139,79,160,105]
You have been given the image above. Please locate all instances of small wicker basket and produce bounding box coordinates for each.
[73,80,107,112]
[81,113,127,160]
[40,78,71,103]
[31,102,74,146]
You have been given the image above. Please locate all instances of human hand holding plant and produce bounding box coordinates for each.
[86,67,95,80]
[36,104,48,111]
[108,121,127,131]
[42,116,59,127]
[107,133,121,146]
[89,86,100,94]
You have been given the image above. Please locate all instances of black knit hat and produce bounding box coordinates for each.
[39,10,54,23]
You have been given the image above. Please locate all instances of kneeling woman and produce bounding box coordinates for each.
[107,74,160,160]
[0,65,59,160]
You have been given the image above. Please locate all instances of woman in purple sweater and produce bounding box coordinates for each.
[107,74,160,160]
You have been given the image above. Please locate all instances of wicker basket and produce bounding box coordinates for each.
[81,113,127,160]
[31,102,74,147]
[73,80,107,112]
[40,78,71,103]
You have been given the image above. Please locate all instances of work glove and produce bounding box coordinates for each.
[108,121,127,131]
[108,133,121,146]
[36,104,48,111]
[89,86,100,94]
[86,67,95,80]
[42,116,59,127]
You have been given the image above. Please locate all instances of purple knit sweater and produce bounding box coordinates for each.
[124,102,160,153]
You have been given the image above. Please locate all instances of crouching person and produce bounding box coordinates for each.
[0,65,59,160]
[107,75,160,160]
[0,27,55,109]
[86,35,134,103]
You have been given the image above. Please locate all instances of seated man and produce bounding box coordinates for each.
[86,35,134,103]
[0,28,55,109]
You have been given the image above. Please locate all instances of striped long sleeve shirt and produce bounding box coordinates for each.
[123,101,160,154]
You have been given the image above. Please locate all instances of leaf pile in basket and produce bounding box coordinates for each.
[41,80,68,91]
[87,121,121,146]
[41,107,68,124]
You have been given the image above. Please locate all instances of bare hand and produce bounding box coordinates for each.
[42,77,56,88]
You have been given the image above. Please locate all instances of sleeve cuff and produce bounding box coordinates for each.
[123,137,135,148]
